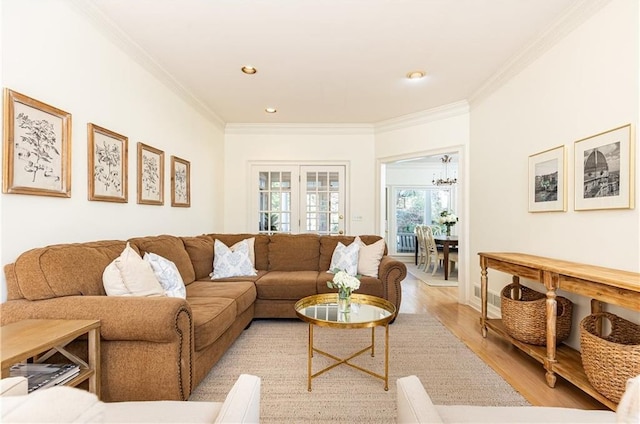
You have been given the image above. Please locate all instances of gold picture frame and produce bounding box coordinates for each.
[3,88,72,197]
[574,124,634,211]
[88,123,128,203]
[528,145,566,212]
[137,142,164,205]
[170,155,190,207]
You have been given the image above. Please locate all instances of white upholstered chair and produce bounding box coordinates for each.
[1,374,261,424]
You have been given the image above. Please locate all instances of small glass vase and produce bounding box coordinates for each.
[446,225,452,237]
[337,291,351,314]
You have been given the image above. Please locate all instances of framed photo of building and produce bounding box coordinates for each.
[528,145,566,212]
[170,156,190,207]
[88,123,128,203]
[574,124,633,211]
[137,142,164,205]
[3,88,72,197]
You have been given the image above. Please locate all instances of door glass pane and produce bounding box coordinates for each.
[258,171,292,234]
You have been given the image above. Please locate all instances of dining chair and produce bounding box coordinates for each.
[415,226,427,270]
[422,225,440,275]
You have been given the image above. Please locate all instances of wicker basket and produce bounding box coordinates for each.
[580,312,640,403]
[500,283,573,346]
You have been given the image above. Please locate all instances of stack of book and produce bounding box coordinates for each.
[9,363,80,393]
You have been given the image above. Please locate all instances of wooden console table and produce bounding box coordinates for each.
[1,319,101,397]
[479,252,640,410]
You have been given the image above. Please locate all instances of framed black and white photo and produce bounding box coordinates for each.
[528,145,566,212]
[137,142,164,205]
[88,123,128,203]
[170,156,190,207]
[3,88,72,197]
[574,124,633,211]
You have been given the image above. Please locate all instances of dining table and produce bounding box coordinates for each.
[433,235,458,280]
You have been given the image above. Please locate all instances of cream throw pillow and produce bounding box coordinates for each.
[327,241,360,276]
[356,237,385,278]
[103,242,165,297]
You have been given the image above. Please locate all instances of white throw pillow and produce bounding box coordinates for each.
[231,237,256,266]
[143,252,187,299]
[356,236,385,278]
[617,375,640,424]
[327,241,360,276]
[211,239,257,279]
[102,242,165,297]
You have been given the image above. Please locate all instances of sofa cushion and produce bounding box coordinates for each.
[211,240,257,279]
[327,241,360,276]
[317,273,384,298]
[144,252,187,298]
[129,235,196,285]
[268,234,320,271]
[188,297,237,351]
[103,243,165,297]
[11,240,129,300]
[187,281,256,316]
[255,271,319,300]
[209,234,270,271]
[181,235,214,281]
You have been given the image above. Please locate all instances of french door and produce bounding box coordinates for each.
[253,165,346,235]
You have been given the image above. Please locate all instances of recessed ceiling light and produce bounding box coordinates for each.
[265,107,277,113]
[406,70,426,79]
[241,66,257,75]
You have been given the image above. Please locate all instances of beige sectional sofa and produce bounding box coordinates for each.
[0,233,406,402]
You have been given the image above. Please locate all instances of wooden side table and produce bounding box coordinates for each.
[1,319,101,398]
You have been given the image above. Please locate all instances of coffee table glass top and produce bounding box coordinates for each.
[295,293,396,328]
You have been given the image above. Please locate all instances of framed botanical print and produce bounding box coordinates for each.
[3,88,72,197]
[528,145,566,212]
[137,142,164,205]
[88,123,128,202]
[574,124,634,210]
[170,156,190,207]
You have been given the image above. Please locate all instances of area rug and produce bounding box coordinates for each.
[407,262,458,287]
[190,313,528,423]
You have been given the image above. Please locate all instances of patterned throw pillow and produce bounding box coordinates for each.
[211,239,257,279]
[144,252,187,298]
[327,241,360,276]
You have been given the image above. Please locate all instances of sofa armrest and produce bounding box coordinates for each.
[378,256,406,309]
[1,377,28,397]
[397,375,443,424]
[214,374,261,424]
[0,296,192,343]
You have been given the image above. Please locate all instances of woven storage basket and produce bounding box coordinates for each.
[500,283,573,346]
[580,312,640,403]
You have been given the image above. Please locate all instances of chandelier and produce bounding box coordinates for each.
[432,155,458,186]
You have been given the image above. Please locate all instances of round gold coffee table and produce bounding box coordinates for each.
[294,293,397,391]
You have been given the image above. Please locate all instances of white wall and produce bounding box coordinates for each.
[469,0,639,346]
[0,0,224,300]
[224,125,376,235]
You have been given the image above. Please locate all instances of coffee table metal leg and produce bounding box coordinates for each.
[371,327,375,357]
[384,323,389,391]
[308,324,313,391]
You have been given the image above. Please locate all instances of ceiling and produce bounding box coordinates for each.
[85,0,589,125]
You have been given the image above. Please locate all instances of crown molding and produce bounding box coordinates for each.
[374,101,470,133]
[469,0,611,107]
[70,0,226,130]
[225,123,375,136]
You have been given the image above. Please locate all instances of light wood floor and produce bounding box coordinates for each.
[399,270,608,410]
